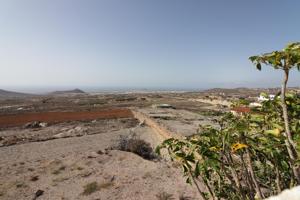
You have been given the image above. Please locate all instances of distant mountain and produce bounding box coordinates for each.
[202,87,269,97]
[203,87,256,94]
[50,88,86,95]
[0,89,36,99]
[202,87,300,97]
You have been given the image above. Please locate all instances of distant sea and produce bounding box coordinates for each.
[2,86,205,94]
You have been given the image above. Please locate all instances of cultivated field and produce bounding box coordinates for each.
[0,109,133,128]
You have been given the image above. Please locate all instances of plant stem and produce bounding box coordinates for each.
[281,70,296,153]
[245,148,264,199]
[275,163,282,193]
[281,69,300,183]
[226,153,246,199]
[240,130,263,199]
[201,178,216,200]
[240,153,255,200]
[190,170,207,200]
[184,160,207,200]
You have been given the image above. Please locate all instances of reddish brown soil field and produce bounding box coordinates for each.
[0,108,133,128]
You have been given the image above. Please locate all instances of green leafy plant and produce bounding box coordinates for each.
[249,42,300,182]
[156,42,300,199]
[157,94,300,199]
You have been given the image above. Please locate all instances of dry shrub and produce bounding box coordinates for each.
[116,135,157,160]
[156,192,175,200]
[82,182,100,195]
[179,194,193,200]
[98,181,114,189]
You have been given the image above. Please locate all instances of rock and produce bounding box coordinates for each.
[67,129,75,134]
[87,152,98,158]
[80,171,93,177]
[3,137,19,146]
[24,121,47,129]
[33,190,44,200]
[53,132,72,139]
[30,175,39,182]
[110,175,116,182]
[24,121,40,128]
[53,126,86,139]
[152,104,176,109]
[28,168,35,172]
[39,122,48,128]
[97,150,104,155]
[138,120,145,127]
[60,128,69,132]
[74,126,82,131]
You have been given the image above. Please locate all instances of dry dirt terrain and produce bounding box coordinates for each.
[0,88,300,200]
[0,109,133,128]
[1,91,221,200]
[2,88,299,199]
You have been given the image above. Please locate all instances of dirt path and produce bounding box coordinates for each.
[132,110,182,140]
[0,109,133,128]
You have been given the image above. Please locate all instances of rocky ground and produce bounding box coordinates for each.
[0,118,137,147]
[1,89,299,199]
[0,92,218,200]
[0,123,201,200]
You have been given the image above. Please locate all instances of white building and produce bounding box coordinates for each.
[258,94,276,102]
[249,102,262,108]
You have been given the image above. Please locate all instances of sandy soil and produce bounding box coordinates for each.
[0,118,138,147]
[0,125,201,200]
[1,89,299,200]
[0,92,220,200]
[135,108,217,137]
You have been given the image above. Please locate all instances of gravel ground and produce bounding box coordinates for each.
[0,124,201,200]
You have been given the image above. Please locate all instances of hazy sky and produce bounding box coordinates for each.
[0,0,299,92]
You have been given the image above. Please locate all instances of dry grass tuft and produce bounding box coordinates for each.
[52,166,66,175]
[52,176,70,183]
[179,194,193,200]
[156,192,175,200]
[82,182,100,195]
[142,171,152,179]
[98,181,114,189]
[15,181,27,188]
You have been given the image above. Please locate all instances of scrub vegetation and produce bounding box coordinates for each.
[157,42,300,199]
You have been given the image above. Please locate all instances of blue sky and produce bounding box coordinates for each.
[0,0,299,92]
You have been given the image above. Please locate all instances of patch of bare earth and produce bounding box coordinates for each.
[0,111,201,200]
[0,126,200,200]
[0,109,133,128]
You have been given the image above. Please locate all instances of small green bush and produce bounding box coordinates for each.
[82,182,100,195]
